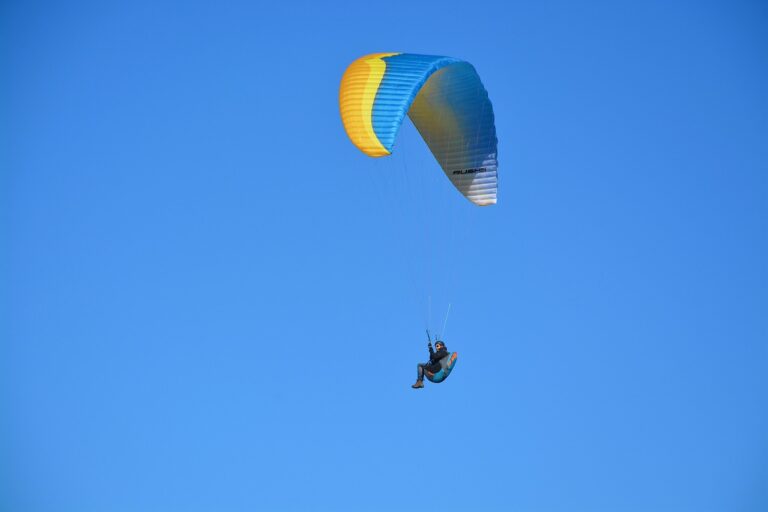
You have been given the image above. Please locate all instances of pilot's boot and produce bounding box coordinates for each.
[411,380,424,389]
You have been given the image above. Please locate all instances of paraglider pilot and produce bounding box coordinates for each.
[412,340,448,389]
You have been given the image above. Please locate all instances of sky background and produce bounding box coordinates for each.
[2,1,767,511]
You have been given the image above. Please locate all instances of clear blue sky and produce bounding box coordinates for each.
[2,1,767,511]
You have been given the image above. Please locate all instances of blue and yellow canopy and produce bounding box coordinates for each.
[339,53,498,206]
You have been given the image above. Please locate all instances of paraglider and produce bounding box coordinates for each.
[339,52,497,387]
[412,336,458,389]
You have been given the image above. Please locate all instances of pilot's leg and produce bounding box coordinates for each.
[412,364,426,388]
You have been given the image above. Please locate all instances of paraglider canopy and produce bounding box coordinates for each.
[339,53,498,206]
